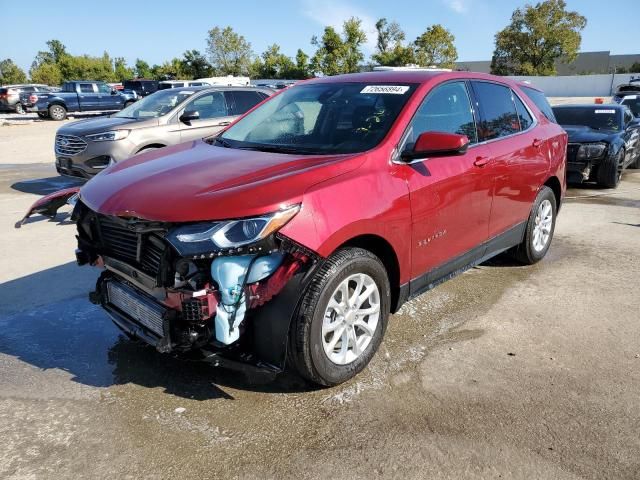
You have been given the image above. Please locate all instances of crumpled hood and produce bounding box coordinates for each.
[79,139,363,222]
[58,116,150,135]
[561,125,618,143]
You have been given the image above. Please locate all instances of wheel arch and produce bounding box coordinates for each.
[543,176,562,212]
[136,143,166,153]
[332,234,402,314]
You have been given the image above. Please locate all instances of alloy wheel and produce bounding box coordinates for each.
[532,199,553,252]
[321,273,381,365]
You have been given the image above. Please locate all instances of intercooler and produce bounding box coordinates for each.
[105,280,166,337]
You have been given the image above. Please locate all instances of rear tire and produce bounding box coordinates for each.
[597,149,623,188]
[512,186,557,265]
[288,248,390,386]
[48,104,67,121]
[15,102,24,114]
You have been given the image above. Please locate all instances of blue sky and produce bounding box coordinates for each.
[1,0,638,73]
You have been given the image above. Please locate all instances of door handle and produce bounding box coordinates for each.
[473,156,491,167]
[217,121,231,126]
[532,138,544,148]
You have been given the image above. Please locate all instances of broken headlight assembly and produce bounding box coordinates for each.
[576,142,607,160]
[166,204,300,257]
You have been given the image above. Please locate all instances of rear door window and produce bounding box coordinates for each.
[472,81,520,141]
[404,81,478,146]
[513,93,534,131]
[231,90,264,115]
[521,86,557,123]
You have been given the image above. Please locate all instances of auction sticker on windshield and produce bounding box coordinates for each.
[361,85,410,94]
[595,109,616,114]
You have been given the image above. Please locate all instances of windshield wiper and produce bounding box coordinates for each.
[238,144,321,155]
[212,136,233,148]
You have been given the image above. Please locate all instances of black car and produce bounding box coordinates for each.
[122,79,158,97]
[552,104,640,188]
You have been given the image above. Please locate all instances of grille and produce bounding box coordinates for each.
[567,143,581,163]
[96,215,166,277]
[106,281,165,336]
[56,134,87,156]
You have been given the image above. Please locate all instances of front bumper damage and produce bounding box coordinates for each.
[71,200,321,372]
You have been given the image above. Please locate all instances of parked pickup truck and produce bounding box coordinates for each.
[21,81,138,120]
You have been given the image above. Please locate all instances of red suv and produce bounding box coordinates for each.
[64,71,566,385]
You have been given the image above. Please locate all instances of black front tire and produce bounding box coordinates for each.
[597,149,623,188]
[288,248,390,386]
[512,186,557,265]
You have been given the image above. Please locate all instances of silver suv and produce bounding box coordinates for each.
[54,86,273,178]
[0,84,54,114]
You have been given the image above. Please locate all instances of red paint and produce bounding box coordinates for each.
[414,131,469,154]
[78,71,567,287]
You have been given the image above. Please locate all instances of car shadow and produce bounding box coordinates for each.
[11,175,84,196]
[0,262,318,401]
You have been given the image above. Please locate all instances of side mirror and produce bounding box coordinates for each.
[179,110,200,124]
[401,131,470,161]
[111,89,118,95]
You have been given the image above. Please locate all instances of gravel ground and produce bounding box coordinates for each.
[0,119,639,479]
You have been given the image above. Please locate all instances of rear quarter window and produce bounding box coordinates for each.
[521,86,557,123]
[472,81,520,140]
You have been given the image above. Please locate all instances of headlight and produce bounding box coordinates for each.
[166,205,300,257]
[576,143,607,160]
[85,130,130,142]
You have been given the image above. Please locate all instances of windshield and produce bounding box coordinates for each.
[622,97,640,117]
[218,82,417,154]
[113,89,195,119]
[553,107,622,131]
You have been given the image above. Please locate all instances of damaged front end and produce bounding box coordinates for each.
[73,200,320,372]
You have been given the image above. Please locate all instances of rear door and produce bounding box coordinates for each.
[470,80,549,239]
[402,80,494,288]
[178,90,234,142]
[77,83,101,110]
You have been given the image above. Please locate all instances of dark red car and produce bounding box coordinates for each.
[43,71,568,385]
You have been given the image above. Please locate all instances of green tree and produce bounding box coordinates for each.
[57,52,115,81]
[206,26,253,76]
[32,39,68,69]
[134,59,152,78]
[293,49,311,79]
[254,44,297,79]
[113,57,134,82]
[0,59,27,84]
[414,24,458,68]
[181,50,212,79]
[150,58,186,80]
[310,17,367,76]
[372,18,415,66]
[30,62,62,85]
[491,0,587,76]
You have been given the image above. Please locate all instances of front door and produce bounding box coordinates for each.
[178,91,235,142]
[97,82,123,110]
[401,80,495,292]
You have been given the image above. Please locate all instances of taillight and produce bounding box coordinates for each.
[29,94,38,104]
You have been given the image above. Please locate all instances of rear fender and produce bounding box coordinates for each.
[15,187,80,228]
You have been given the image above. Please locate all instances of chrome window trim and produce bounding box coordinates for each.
[393,78,540,165]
